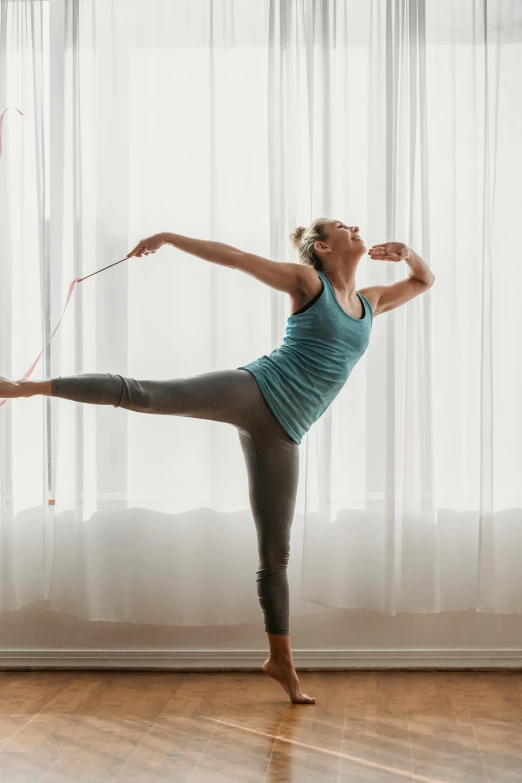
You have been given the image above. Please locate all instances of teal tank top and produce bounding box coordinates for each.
[237,270,373,444]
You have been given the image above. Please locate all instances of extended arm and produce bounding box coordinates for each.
[129,231,304,296]
[160,231,242,268]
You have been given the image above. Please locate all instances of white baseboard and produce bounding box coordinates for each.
[0,649,521,669]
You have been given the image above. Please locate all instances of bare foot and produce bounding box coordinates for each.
[0,377,24,399]
[262,657,316,704]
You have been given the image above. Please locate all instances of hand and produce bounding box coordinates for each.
[127,233,166,258]
[368,242,410,262]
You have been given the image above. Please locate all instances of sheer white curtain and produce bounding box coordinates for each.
[291,0,522,613]
[1,0,322,626]
[0,0,50,609]
[1,0,521,626]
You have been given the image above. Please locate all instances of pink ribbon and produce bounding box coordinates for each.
[0,106,136,407]
[0,255,133,407]
[0,107,23,159]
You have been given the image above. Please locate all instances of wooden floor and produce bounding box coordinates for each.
[1,670,522,782]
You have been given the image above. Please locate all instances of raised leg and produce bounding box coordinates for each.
[0,377,51,398]
[8,369,268,432]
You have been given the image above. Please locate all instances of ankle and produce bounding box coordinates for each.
[15,380,31,397]
[18,380,33,397]
[269,654,293,665]
[19,379,52,397]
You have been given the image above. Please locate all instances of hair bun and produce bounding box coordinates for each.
[290,226,306,249]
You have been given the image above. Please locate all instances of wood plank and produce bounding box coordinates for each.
[0,671,520,782]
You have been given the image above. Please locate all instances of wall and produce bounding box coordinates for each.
[1,603,521,669]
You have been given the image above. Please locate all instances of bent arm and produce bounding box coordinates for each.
[161,232,303,295]
[403,247,435,286]
[360,248,435,317]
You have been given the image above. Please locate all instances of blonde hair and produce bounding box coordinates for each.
[289,218,329,271]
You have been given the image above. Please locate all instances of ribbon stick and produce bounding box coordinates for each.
[0,255,133,407]
[0,107,23,158]
[0,105,136,407]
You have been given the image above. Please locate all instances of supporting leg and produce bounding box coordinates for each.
[266,632,294,662]
[238,427,315,704]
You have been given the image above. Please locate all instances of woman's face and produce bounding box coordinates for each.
[327,220,366,255]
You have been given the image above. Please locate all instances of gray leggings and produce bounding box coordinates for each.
[51,369,299,635]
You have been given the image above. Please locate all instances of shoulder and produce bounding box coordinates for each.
[299,265,323,298]
[357,286,378,315]
[288,265,324,315]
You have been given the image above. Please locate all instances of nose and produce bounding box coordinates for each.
[351,226,359,234]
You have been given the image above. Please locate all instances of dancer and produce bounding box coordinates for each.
[0,221,434,703]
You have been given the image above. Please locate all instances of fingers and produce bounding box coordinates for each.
[128,243,154,258]
[369,254,400,262]
[128,243,141,257]
[367,243,402,262]
[367,249,398,262]
[128,238,160,258]
[129,240,150,257]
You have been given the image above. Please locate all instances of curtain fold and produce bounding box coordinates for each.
[0,0,49,611]
[1,0,521,625]
[294,0,522,614]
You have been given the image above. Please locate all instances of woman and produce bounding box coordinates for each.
[0,220,435,704]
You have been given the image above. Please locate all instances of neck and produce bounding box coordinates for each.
[323,257,359,297]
